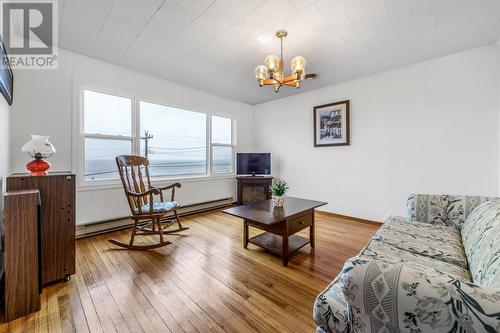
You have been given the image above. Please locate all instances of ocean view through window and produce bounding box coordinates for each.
[140,101,207,177]
[83,90,133,181]
[211,115,233,173]
[81,89,235,182]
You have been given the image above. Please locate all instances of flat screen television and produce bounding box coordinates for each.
[236,153,271,176]
[0,36,13,105]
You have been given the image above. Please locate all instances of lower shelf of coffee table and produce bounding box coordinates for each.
[248,232,310,257]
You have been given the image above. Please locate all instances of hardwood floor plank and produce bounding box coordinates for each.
[126,247,261,333]
[88,237,172,333]
[76,244,122,333]
[45,285,61,333]
[0,209,377,333]
[165,222,318,329]
[72,252,103,333]
[59,276,88,333]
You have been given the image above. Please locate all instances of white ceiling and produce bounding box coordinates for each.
[57,0,500,105]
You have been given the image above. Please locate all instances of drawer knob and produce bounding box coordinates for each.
[298,220,304,225]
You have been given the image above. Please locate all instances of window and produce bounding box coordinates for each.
[83,90,133,181]
[80,88,235,184]
[140,101,207,177]
[211,115,234,174]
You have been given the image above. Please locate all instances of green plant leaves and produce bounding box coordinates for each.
[270,179,289,196]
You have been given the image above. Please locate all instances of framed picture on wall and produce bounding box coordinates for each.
[313,100,350,147]
[0,36,13,105]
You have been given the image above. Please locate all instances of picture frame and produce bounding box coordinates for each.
[0,35,13,105]
[313,100,350,147]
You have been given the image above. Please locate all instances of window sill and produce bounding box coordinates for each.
[77,173,237,192]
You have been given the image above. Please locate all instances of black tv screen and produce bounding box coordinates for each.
[236,153,271,175]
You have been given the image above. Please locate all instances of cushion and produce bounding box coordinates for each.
[135,201,178,214]
[359,240,472,282]
[405,194,497,229]
[314,275,350,333]
[341,258,500,333]
[360,216,471,281]
[462,200,500,287]
[373,215,468,268]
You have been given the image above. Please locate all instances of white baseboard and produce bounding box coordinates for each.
[76,197,233,238]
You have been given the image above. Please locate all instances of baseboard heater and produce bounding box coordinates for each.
[76,197,234,239]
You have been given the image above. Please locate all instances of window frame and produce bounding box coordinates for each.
[210,115,235,175]
[138,99,209,178]
[81,89,136,183]
[73,81,237,191]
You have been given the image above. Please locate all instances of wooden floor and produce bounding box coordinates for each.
[0,210,378,333]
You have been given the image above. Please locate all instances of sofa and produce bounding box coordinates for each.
[314,194,500,333]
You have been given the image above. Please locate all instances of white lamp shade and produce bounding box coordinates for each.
[21,135,56,157]
[264,55,280,72]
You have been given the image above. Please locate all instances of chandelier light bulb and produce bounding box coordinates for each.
[264,55,280,72]
[255,65,269,82]
[291,56,306,79]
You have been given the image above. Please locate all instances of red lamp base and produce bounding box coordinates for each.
[26,158,51,176]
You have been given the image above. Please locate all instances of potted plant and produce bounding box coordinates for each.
[270,179,289,207]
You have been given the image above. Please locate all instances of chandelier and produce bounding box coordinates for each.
[254,30,312,93]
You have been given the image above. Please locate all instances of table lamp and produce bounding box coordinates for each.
[21,135,56,176]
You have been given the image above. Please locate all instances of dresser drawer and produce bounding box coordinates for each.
[289,213,312,234]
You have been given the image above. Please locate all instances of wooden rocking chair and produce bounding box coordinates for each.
[109,155,189,250]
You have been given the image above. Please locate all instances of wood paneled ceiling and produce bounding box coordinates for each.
[57,0,500,104]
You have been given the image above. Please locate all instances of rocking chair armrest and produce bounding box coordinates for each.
[153,183,181,202]
[126,188,160,198]
[156,183,182,191]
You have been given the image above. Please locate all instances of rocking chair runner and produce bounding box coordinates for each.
[109,155,189,250]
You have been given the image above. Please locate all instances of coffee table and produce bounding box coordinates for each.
[223,196,327,266]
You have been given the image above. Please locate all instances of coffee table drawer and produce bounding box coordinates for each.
[289,214,312,234]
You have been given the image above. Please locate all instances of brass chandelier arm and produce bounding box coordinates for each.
[260,73,299,86]
[281,73,299,83]
[260,80,300,88]
[283,80,300,87]
[261,78,281,86]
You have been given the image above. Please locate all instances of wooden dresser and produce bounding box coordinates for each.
[3,190,41,321]
[6,172,76,284]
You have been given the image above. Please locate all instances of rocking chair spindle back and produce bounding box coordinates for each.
[109,155,189,250]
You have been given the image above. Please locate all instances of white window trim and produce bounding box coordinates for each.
[210,114,236,175]
[211,144,235,175]
[72,79,237,191]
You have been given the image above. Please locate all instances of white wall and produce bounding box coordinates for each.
[0,97,9,213]
[9,45,500,224]
[10,49,253,224]
[254,45,500,222]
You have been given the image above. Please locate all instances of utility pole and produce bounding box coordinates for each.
[141,130,154,158]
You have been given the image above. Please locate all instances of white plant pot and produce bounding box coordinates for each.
[272,195,285,207]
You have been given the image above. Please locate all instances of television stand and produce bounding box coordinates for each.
[236,175,273,205]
